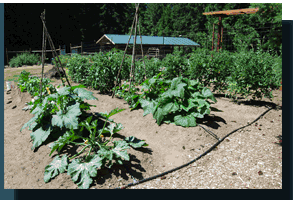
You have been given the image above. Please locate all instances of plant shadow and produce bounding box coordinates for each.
[197,114,227,130]
[92,154,148,187]
[213,94,281,110]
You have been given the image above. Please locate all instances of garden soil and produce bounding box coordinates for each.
[4,65,282,189]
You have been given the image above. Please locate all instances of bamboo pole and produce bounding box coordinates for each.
[137,12,147,80]
[129,3,139,94]
[111,4,140,98]
[40,9,46,100]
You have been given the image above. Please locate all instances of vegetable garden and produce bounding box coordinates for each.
[4,4,282,189]
[4,44,282,189]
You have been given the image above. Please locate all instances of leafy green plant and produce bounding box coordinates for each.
[161,47,189,80]
[20,84,98,150]
[44,107,147,189]
[66,49,131,94]
[140,75,217,127]
[17,70,56,97]
[186,48,214,86]
[20,83,148,189]
[17,70,31,91]
[112,81,141,108]
[116,72,217,127]
[225,48,281,100]
[9,52,40,67]
[133,57,161,85]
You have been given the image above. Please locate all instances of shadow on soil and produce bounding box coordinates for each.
[214,93,282,110]
[92,154,148,187]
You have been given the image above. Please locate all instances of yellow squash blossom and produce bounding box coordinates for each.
[46,87,51,94]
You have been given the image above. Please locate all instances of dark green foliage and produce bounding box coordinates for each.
[9,53,40,68]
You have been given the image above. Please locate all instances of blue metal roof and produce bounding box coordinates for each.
[98,34,200,46]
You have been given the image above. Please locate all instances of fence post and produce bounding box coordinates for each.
[70,43,72,54]
[81,41,83,54]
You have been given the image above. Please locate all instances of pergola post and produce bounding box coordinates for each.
[217,16,222,52]
[203,7,259,54]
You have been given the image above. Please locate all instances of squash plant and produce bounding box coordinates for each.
[20,84,97,150]
[20,84,148,189]
[114,72,217,127]
[44,108,148,189]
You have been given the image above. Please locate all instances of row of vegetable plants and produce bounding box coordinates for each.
[48,47,281,128]
[18,70,148,189]
[56,46,281,102]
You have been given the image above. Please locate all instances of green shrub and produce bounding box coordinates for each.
[9,52,40,67]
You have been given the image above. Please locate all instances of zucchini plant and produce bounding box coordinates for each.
[114,72,218,127]
[20,84,148,189]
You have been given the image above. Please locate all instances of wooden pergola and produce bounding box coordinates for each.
[203,8,259,53]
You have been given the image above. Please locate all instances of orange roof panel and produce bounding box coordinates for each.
[203,7,259,16]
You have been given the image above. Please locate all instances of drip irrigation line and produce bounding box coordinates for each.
[114,105,275,189]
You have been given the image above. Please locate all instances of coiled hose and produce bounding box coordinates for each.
[115,104,277,189]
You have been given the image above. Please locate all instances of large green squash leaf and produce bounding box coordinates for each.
[139,98,158,116]
[30,124,52,150]
[201,88,217,103]
[153,107,165,125]
[67,155,103,189]
[162,102,180,114]
[180,99,197,112]
[20,114,39,132]
[124,136,148,148]
[174,114,197,127]
[97,140,130,168]
[112,140,130,161]
[52,102,81,130]
[44,155,68,183]
[73,88,98,101]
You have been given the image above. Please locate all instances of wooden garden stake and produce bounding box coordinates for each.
[40,9,46,100]
[129,3,139,94]
[137,12,147,80]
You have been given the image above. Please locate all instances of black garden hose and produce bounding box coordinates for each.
[115,104,276,189]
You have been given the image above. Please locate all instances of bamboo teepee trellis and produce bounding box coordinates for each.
[111,3,147,98]
[39,10,71,101]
